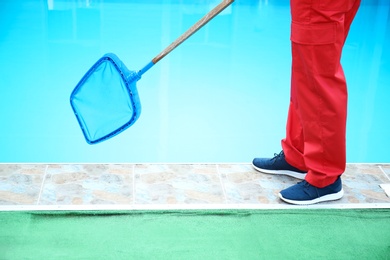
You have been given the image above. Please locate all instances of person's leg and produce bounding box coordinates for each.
[281,99,306,171]
[283,0,361,189]
[252,0,360,204]
[279,0,361,204]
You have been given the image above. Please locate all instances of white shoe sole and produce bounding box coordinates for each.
[278,189,344,205]
[252,163,307,180]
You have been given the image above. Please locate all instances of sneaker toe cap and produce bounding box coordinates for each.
[252,158,271,169]
[279,183,316,201]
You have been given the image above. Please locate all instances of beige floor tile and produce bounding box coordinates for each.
[219,164,296,204]
[0,164,46,205]
[339,164,390,204]
[134,164,224,204]
[39,164,134,205]
[221,163,390,206]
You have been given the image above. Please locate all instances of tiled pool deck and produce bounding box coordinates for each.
[0,163,389,210]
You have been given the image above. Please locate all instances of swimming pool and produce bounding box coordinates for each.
[0,0,389,163]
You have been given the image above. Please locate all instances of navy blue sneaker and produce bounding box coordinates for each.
[279,177,344,205]
[252,151,307,180]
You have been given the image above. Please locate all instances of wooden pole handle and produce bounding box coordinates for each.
[152,0,234,64]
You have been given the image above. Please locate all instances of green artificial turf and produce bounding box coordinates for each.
[1,209,389,259]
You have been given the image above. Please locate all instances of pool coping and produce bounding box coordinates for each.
[1,163,389,211]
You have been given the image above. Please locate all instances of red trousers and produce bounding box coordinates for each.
[282,0,361,188]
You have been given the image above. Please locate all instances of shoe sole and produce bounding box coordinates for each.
[252,163,307,180]
[278,189,344,205]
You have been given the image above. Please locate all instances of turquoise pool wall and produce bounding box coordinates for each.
[0,0,389,163]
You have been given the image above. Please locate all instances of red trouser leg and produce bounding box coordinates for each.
[281,0,361,188]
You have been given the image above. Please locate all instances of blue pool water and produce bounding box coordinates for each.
[0,0,389,163]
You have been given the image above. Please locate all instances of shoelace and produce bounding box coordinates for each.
[271,151,285,165]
